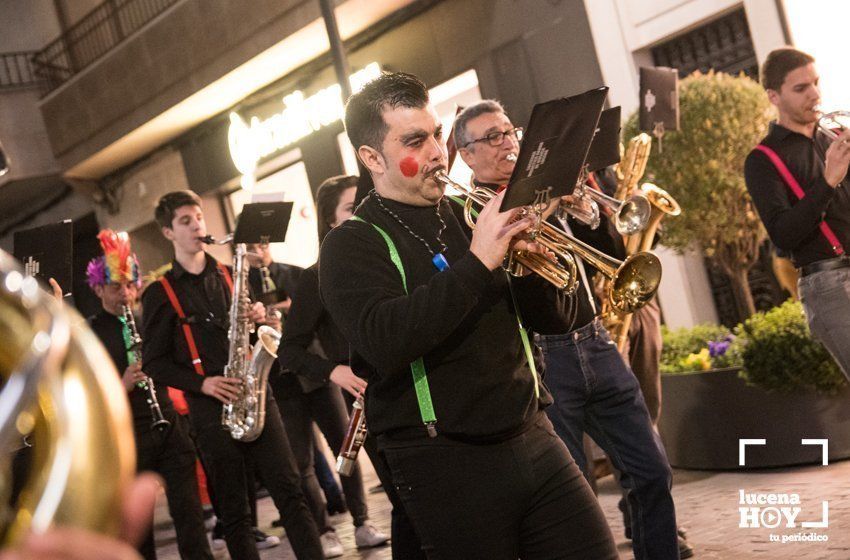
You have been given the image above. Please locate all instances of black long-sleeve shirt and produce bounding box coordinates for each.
[141,254,233,421]
[744,122,850,267]
[88,309,176,431]
[278,264,349,389]
[319,194,566,440]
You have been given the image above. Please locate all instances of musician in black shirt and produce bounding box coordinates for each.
[320,72,616,558]
[744,48,850,379]
[455,100,686,560]
[277,175,389,556]
[141,190,322,560]
[85,229,212,560]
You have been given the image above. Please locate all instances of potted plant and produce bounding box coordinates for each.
[658,302,850,469]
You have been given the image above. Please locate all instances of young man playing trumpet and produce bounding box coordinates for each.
[455,100,691,559]
[745,47,850,380]
[141,190,323,560]
[319,72,618,559]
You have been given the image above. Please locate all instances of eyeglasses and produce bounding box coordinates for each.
[465,127,523,148]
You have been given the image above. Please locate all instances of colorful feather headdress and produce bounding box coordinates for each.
[86,229,141,289]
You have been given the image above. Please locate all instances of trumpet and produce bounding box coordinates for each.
[817,110,850,142]
[434,171,663,313]
[434,171,578,293]
[560,181,652,235]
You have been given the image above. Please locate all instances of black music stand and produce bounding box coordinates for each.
[639,66,680,151]
[501,87,608,210]
[13,220,74,296]
[233,202,293,244]
[585,106,622,172]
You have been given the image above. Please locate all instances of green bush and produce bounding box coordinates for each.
[660,323,739,373]
[737,300,846,394]
[661,301,847,394]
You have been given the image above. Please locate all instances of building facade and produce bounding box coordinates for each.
[2,0,801,323]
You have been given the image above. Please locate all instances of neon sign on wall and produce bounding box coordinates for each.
[228,62,381,175]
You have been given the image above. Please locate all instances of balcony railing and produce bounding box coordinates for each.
[0,52,40,90]
[32,0,180,96]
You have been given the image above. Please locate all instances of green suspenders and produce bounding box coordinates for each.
[349,209,540,438]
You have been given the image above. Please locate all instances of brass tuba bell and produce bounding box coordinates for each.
[0,251,135,545]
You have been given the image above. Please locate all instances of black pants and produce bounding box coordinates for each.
[188,393,322,560]
[380,413,617,560]
[364,434,425,560]
[277,384,368,530]
[136,415,213,560]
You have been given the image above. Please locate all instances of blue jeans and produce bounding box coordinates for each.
[799,267,850,381]
[539,320,679,560]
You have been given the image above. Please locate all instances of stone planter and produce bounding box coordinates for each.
[658,367,850,469]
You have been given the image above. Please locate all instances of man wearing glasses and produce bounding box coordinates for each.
[455,100,692,560]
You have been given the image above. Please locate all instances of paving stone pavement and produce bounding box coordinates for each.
[152,457,850,559]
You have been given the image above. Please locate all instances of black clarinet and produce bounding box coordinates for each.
[121,305,170,432]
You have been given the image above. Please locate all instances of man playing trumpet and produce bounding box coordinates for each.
[745,47,850,380]
[320,72,617,558]
[455,100,690,559]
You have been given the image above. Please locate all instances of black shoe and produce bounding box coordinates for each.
[678,535,694,559]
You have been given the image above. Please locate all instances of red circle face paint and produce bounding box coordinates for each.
[399,157,419,178]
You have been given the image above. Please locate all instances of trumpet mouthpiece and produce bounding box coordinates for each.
[506,153,517,162]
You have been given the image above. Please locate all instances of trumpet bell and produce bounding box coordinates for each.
[609,252,663,314]
[614,194,652,235]
[817,111,850,141]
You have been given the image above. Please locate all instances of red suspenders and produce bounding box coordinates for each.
[157,262,234,412]
[754,144,845,256]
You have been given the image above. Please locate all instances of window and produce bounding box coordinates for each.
[228,160,319,268]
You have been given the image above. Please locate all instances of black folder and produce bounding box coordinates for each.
[233,202,294,244]
[501,87,608,210]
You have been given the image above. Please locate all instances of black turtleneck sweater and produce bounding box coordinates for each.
[88,309,176,432]
[319,193,569,441]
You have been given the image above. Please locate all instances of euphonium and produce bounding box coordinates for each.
[434,171,663,313]
[222,243,280,442]
[0,251,135,545]
[608,182,682,351]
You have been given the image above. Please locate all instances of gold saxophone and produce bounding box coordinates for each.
[602,134,681,352]
[0,251,135,545]
[221,243,280,442]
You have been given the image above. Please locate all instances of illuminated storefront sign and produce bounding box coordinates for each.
[228,62,381,175]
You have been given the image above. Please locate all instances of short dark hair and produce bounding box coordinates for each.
[453,100,508,149]
[761,48,815,92]
[155,190,202,229]
[344,72,429,153]
[316,175,358,241]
